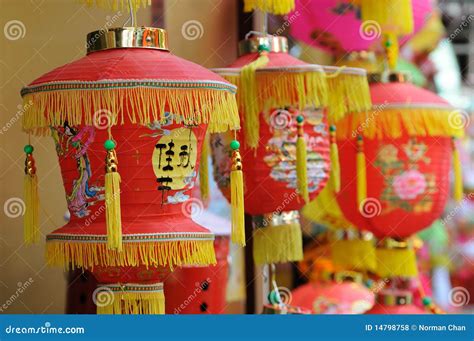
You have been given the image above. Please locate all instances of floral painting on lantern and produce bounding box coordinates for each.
[51,123,105,218]
[375,138,436,213]
[263,107,328,193]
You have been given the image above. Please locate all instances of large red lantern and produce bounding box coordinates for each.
[335,73,464,278]
[211,35,371,265]
[365,289,426,314]
[20,27,240,314]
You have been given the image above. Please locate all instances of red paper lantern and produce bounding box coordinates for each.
[211,35,371,265]
[365,290,426,314]
[20,27,240,314]
[334,74,464,278]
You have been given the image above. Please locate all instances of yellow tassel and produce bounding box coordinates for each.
[241,50,269,148]
[104,140,123,251]
[243,0,295,15]
[296,115,309,203]
[95,282,165,315]
[23,144,39,245]
[199,133,210,201]
[375,240,418,277]
[329,125,341,193]
[330,235,376,272]
[384,32,399,70]
[356,136,367,208]
[230,139,245,246]
[253,223,303,265]
[452,138,463,202]
[360,0,414,35]
[80,0,151,12]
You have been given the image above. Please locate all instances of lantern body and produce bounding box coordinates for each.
[291,281,374,314]
[47,119,215,269]
[211,107,330,215]
[165,236,230,314]
[337,135,451,238]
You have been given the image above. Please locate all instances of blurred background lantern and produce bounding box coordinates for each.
[335,73,465,281]
[20,23,240,314]
[365,289,427,314]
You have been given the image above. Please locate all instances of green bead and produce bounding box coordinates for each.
[230,140,240,151]
[422,297,432,306]
[104,139,116,151]
[296,115,304,123]
[385,40,392,48]
[357,135,363,141]
[257,43,270,53]
[268,290,281,304]
[329,125,336,132]
[24,144,34,154]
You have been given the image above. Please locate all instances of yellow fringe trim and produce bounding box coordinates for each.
[360,0,414,35]
[222,71,327,148]
[21,87,240,135]
[24,174,40,245]
[80,0,151,12]
[45,239,216,271]
[199,133,210,201]
[253,223,303,265]
[243,0,295,15]
[375,247,418,278]
[330,239,376,272]
[96,285,164,315]
[241,53,269,148]
[230,170,246,246]
[105,172,123,251]
[336,108,465,139]
[324,69,372,123]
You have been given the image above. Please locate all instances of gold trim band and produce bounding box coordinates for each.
[86,27,169,54]
[238,35,288,55]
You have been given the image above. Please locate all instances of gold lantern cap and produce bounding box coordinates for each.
[238,34,288,56]
[86,27,169,54]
